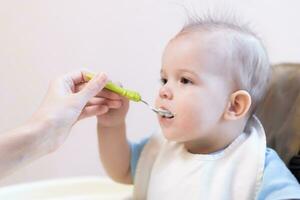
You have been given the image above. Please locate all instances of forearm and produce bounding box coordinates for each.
[97,122,132,184]
[0,120,52,178]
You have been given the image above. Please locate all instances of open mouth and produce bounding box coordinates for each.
[162,113,175,118]
[158,107,175,118]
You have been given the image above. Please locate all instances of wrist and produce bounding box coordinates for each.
[11,120,52,160]
[96,116,126,129]
[97,120,126,131]
[25,116,59,154]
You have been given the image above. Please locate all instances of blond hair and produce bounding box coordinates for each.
[178,14,271,114]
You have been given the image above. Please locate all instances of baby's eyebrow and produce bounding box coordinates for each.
[160,68,200,78]
[160,68,201,80]
[177,68,198,77]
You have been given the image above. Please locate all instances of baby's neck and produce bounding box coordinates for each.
[184,138,230,154]
[184,119,247,154]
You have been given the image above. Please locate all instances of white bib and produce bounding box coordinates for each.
[133,116,266,200]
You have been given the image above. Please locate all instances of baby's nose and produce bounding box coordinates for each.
[159,85,173,100]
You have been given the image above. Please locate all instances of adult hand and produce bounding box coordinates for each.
[29,70,109,152]
[0,70,109,177]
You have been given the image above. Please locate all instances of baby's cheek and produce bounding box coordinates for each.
[178,105,202,130]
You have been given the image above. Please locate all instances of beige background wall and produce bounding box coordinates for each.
[0,0,299,186]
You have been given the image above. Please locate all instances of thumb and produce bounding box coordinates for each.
[78,72,108,103]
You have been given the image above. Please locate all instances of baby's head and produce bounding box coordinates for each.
[155,15,271,153]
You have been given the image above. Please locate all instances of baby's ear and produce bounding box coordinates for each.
[223,90,252,121]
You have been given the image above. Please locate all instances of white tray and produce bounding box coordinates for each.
[0,176,133,200]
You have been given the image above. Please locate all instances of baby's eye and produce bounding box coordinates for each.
[180,77,193,84]
[160,78,167,85]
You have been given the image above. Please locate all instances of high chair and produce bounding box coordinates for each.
[255,63,300,182]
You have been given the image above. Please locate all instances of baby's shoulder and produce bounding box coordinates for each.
[257,148,300,200]
[263,148,298,183]
[264,148,284,167]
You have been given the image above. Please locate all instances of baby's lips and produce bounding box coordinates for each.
[159,106,175,118]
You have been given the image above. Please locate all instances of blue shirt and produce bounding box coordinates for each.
[130,138,300,200]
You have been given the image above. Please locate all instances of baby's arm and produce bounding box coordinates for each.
[96,90,132,184]
[97,123,132,184]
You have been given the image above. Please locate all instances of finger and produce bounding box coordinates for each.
[64,69,94,86]
[106,99,123,108]
[87,98,122,108]
[61,69,96,93]
[95,89,121,99]
[76,84,121,100]
[74,82,86,93]
[86,97,106,106]
[79,105,109,120]
[77,72,108,102]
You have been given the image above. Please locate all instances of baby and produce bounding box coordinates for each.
[96,15,300,200]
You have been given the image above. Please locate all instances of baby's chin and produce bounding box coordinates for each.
[161,129,187,142]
